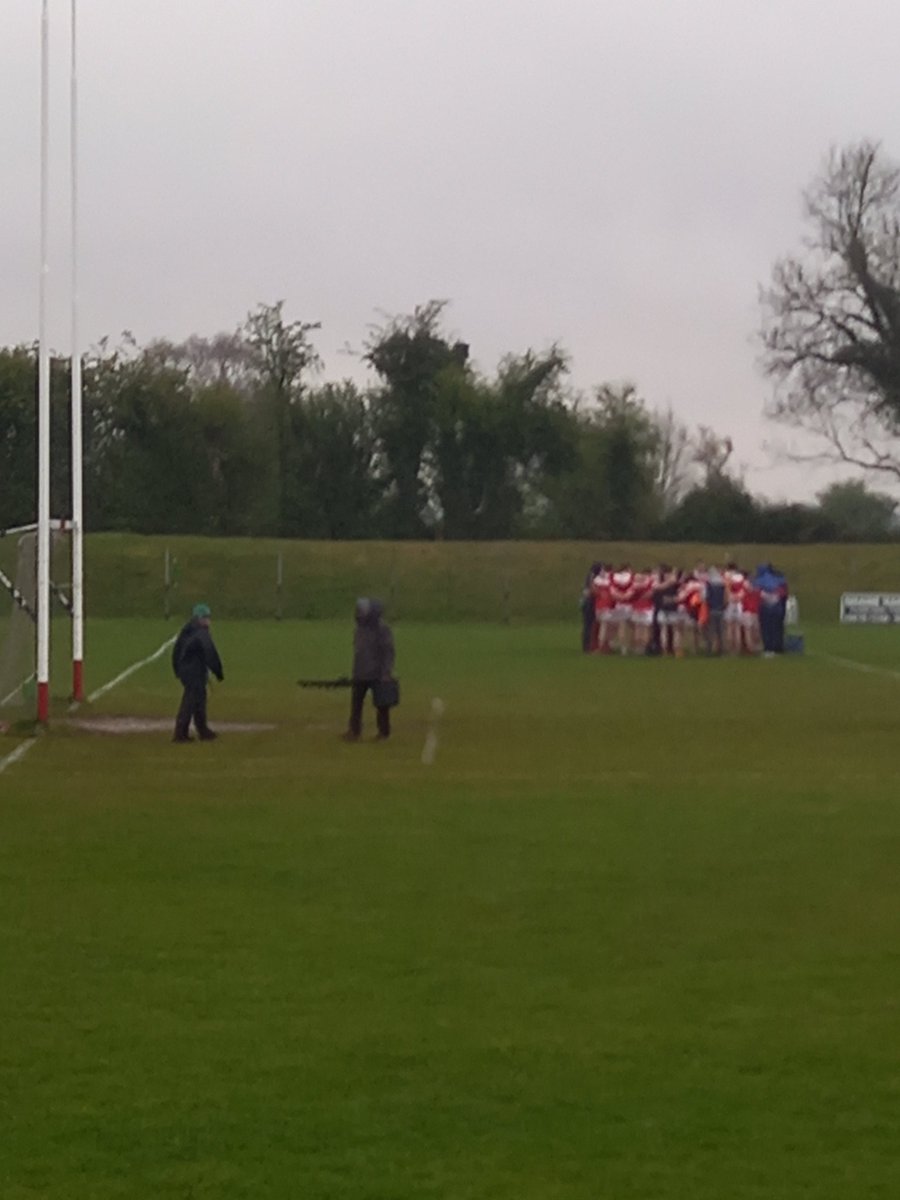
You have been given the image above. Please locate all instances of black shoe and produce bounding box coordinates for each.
[172,734,194,743]
[341,731,360,742]
[198,730,218,741]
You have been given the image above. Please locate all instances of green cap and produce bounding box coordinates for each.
[192,603,211,619]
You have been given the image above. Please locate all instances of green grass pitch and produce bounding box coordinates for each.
[2,618,899,1198]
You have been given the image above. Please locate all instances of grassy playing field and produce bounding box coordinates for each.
[2,617,900,1198]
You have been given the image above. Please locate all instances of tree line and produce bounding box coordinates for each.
[5,141,900,550]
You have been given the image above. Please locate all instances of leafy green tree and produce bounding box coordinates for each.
[594,385,662,537]
[191,382,272,535]
[426,366,504,537]
[815,479,898,541]
[753,501,837,544]
[0,348,100,531]
[543,384,662,539]
[365,301,468,538]
[0,348,37,528]
[425,348,574,538]
[244,301,322,535]
[663,476,760,543]
[283,382,380,537]
[83,345,214,534]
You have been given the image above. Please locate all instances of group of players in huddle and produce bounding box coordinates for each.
[582,561,769,657]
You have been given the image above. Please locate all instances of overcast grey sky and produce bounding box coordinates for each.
[4,0,900,501]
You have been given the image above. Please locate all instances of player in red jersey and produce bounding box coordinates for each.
[628,568,656,654]
[591,565,614,653]
[609,563,636,654]
[724,562,748,655]
[741,577,761,654]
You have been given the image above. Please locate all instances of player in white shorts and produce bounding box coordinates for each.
[740,580,761,654]
[609,564,636,654]
[652,565,682,655]
[724,562,748,654]
[628,569,655,654]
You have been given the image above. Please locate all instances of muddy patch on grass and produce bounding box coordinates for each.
[65,717,276,735]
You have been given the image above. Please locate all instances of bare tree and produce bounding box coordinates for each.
[692,425,734,485]
[652,404,695,513]
[761,141,900,480]
[244,301,322,398]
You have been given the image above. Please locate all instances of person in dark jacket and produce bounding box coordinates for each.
[580,561,603,653]
[753,563,789,656]
[172,602,224,742]
[343,597,395,742]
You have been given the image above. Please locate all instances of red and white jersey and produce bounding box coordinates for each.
[631,572,654,612]
[678,576,705,606]
[742,585,760,615]
[610,569,635,604]
[725,570,748,605]
[591,569,613,611]
[677,576,705,617]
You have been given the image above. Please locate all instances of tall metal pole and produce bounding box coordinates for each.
[37,0,52,723]
[70,0,85,702]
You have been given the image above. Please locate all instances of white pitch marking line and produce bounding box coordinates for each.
[70,635,177,711]
[1,674,34,708]
[421,697,445,766]
[0,739,37,776]
[2,637,177,770]
[812,651,900,683]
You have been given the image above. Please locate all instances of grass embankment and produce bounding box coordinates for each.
[1,618,899,1197]
[2,533,896,622]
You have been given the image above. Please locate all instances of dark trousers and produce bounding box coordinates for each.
[704,610,725,655]
[759,604,785,653]
[649,608,674,654]
[175,679,211,738]
[349,680,390,738]
[581,602,596,652]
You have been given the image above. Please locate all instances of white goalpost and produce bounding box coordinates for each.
[70,0,85,704]
[37,0,51,722]
[31,0,84,722]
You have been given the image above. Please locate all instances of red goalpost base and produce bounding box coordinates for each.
[72,659,84,705]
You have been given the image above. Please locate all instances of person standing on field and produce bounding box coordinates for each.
[172,602,224,743]
[344,597,395,742]
[754,563,789,656]
[703,566,727,656]
[580,561,602,653]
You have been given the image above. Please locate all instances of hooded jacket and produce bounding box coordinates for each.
[351,599,395,681]
[753,565,788,605]
[172,619,224,686]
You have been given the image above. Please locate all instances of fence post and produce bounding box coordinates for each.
[276,552,284,620]
[164,547,171,620]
